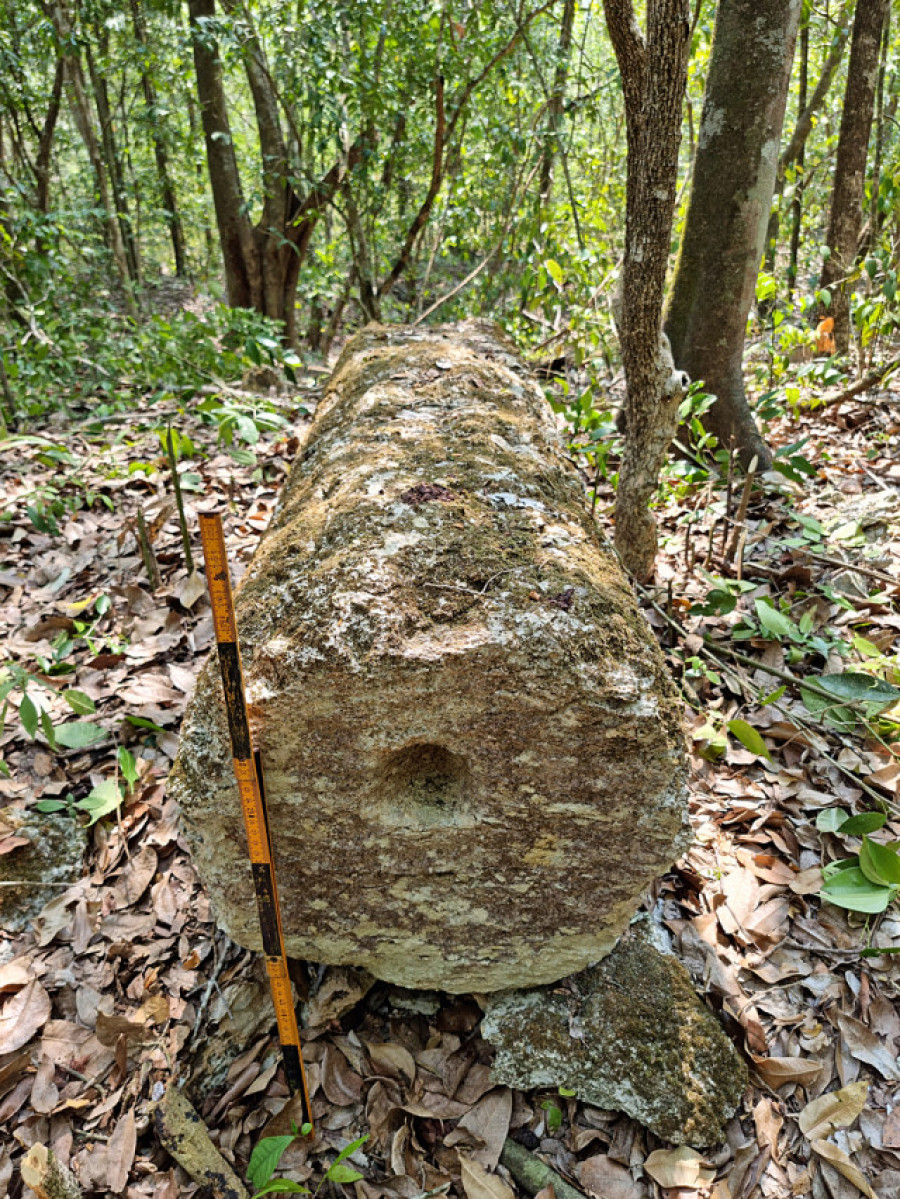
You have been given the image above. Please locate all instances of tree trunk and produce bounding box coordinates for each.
[870,4,891,243]
[189,0,358,341]
[604,0,691,582]
[787,21,809,297]
[35,57,64,215]
[762,4,851,282]
[48,1,137,317]
[130,0,187,276]
[84,39,140,285]
[665,0,802,469]
[819,0,889,354]
[187,0,259,308]
[538,0,576,205]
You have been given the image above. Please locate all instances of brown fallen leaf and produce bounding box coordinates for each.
[444,1088,512,1170]
[106,1108,137,1193]
[96,1011,154,1047]
[798,1081,868,1140]
[30,1055,60,1114]
[752,1055,824,1089]
[643,1146,715,1190]
[459,1154,516,1199]
[810,1140,877,1198]
[578,1153,646,1198]
[117,845,158,906]
[835,1011,900,1082]
[0,977,51,1053]
[365,1040,417,1087]
[304,965,375,1027]
[321,1043,364,1105]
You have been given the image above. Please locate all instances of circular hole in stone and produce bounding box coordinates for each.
[377,743,472,826]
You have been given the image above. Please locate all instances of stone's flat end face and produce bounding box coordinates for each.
[482,937,749,1147]
[170,320,689,992]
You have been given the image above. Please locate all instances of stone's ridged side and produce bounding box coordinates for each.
[482,936,749,1147]
[170,320,689,992]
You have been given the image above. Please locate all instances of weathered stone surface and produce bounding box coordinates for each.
[170,321,688,991]
[482,926,748,1146]
[0,805,85,933]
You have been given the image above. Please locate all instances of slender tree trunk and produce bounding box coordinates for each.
[130,0,187,276]
[538,0,576,204]
[870,3,891,244]
[665,0,802,469]
[48,1,137,317]
[604,0,691,582]
[787,21,810,297]
[35,57,64,215]
[819,0,889,353]
[84,41,140,284]
[188,0,259,308]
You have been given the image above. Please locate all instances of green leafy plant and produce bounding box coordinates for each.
[36,746,139,825]
[247,1127,367,1197]
[818,808,900,915]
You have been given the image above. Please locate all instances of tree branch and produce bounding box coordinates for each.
[601,0,647,117]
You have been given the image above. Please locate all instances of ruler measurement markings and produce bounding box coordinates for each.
[198,512,313,1132]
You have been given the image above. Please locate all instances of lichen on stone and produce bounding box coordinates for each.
[482,931,749,1146]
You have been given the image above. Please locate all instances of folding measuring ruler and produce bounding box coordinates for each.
[198,512,314,1132]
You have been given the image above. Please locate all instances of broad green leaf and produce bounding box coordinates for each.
[837,812,887,836]
[54,721,107,749]
[859,836,900,886]
[727,719,772,760]
[35,799,67,813]
[816,808,851,833]
[324,1164,364,1185]
[76,779,123,825]
[812,672,900,709]
[755,599,798,640]
[64,689,96,715]
[19,694,38,739]
[820,866,895,913]
[248,1136,296,1189]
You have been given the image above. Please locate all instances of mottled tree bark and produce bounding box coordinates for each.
[819,0,889,354]
[665,0,801,469]
[604,0,691,582]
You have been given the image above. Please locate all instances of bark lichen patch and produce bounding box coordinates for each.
[170,320,689,991]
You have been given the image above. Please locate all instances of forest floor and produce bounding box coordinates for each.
[1,321,899,1199]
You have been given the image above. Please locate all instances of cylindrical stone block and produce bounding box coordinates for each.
[170,321,688,991]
